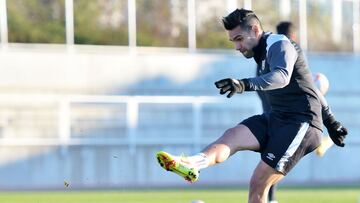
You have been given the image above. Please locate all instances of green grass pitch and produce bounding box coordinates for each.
[0,187,359,203]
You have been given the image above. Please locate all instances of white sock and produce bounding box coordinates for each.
[186,153,209,170]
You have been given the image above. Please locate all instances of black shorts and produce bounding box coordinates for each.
[241,113,322,175]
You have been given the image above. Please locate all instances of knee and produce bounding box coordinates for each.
[213,148,230,164]
[211,128,237,163]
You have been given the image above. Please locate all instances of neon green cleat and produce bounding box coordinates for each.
[156,151,199,183]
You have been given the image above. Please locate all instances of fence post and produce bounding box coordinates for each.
[193,102,202,153]
[127,99,139,156]
[0,0,8,49]
[59,98,71,156]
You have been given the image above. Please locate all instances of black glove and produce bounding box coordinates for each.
[214,78,246,98]
[323,116,348,147]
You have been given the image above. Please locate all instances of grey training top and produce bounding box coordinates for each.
[247,33,322,130]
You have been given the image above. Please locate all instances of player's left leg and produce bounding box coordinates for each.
[258,119,322,203]
[248,160,284,203]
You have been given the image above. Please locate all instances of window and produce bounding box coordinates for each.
[307,0,352,52]
[7,0,66,43]
[252,0,281,33]
[136,0,188,47]
[74,0,128,45]
[195,0,232,49]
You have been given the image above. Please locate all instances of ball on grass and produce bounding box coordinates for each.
[191,200,205,203]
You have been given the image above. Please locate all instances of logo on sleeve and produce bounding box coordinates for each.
[266,153,276,161]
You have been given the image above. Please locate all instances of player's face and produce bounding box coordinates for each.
[228,25,259,58]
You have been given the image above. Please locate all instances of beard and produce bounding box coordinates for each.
[241,50,254,58]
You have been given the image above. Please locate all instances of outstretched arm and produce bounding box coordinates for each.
[214,40,297,97]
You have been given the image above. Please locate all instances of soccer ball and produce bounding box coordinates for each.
[312,72,329,95]
[191,200,205,203]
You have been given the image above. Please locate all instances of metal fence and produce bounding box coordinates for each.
[0,94,359,189]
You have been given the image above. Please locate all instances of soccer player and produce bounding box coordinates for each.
[263,21,347,203]
[156,9,347,203]
[276,21,297,42]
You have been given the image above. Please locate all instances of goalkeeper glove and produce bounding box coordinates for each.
[323,116,348,147]
[214,78,247,98]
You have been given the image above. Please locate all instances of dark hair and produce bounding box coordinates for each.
[222,8,262,31]
[276,21,295,38]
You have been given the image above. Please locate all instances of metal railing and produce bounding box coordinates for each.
[0,94,230,154]
[0,94,359,187]
[0,94,358,148]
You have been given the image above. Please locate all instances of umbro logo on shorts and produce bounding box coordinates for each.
[266,153,276,161]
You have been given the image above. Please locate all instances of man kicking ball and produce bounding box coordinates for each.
[156,9,347,203]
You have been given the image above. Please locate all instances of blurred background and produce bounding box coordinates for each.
[0,0,359,193]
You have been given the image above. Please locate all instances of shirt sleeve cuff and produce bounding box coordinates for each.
[241,78,252,91]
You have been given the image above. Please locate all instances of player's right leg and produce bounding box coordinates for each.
[156,151,200,182]
[201,124,260,166]
[156,123,261,182]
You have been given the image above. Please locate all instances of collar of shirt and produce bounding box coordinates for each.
[252,32,270,64]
